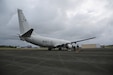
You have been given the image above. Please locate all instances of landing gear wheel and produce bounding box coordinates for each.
[58,47,62,51]
[48,48,52,51]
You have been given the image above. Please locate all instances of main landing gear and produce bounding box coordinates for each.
[48,47,52,51]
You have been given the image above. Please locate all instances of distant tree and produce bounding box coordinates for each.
[0,45,16,48]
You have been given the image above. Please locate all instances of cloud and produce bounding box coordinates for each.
[0,0,113,46]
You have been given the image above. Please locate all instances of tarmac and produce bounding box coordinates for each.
[0,48,113,75]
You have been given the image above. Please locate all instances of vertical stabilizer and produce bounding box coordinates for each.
[17,9,31,35]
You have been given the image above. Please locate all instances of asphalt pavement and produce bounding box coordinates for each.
[0,48,113,75]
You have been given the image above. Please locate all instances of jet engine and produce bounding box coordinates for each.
[66,43,73,49]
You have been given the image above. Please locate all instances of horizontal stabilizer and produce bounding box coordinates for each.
[21,28,33,37]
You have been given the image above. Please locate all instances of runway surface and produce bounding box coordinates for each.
[0,48,113,75]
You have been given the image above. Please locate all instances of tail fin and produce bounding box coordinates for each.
[17,9,31,35]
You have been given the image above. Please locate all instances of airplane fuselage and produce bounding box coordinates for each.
[24,34,70,47]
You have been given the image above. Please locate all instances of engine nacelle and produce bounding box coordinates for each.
[67,43,73,49]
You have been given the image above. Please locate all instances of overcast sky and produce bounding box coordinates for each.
[0,0,113,46]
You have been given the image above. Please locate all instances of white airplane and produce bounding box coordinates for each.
[17,9,95,50]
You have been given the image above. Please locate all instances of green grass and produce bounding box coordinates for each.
[0,48,43,50]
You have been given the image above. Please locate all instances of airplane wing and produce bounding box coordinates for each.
[56,37,96,48]
[71,37,96,44]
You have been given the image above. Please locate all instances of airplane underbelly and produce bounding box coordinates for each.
[26,37,55,47]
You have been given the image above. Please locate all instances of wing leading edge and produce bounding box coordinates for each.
[71,37,96,43]
[56,37,96,47]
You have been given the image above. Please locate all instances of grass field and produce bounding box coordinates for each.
[0,48,47,50]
